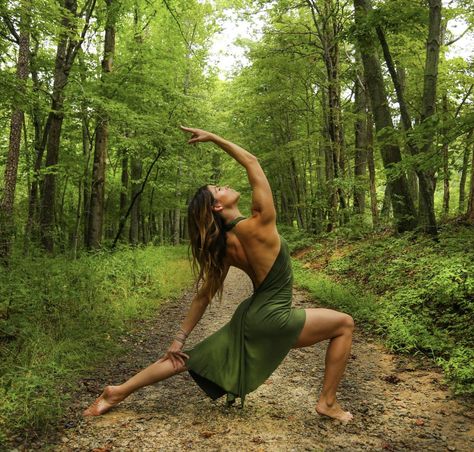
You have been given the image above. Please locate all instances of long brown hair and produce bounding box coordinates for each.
[187,185,227,303]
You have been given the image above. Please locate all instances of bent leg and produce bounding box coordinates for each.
[83,359,188,416]
[292,308,354,422]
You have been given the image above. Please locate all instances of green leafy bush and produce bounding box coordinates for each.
[291,223,474,395]
[0,245,192,444]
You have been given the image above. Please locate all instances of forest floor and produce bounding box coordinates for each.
[21,267,474,452]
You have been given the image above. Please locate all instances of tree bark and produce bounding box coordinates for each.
[441,94,450,217]
[376,9,440,235]
[321,90,337,231]
[0,0,30,262]
[307,0,347,224]
[173,158,181,245]
[24,40,49,249]
[119,150,129,239]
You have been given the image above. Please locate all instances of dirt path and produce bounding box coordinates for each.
[40,268,473,451]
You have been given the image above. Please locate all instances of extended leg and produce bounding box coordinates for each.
[292,308,354,421]
[83,358,188,416]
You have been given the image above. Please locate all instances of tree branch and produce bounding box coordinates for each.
[1,14,20,44]
[444,26,471,46]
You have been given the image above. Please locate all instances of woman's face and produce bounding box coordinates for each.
[208,185,240,210]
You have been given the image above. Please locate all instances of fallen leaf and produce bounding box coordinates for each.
[415,418,424,426]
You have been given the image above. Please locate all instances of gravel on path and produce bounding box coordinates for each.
[25,267,474,451]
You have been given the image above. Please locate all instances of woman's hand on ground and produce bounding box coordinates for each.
[180,126,215,144]
[157,340,189,370]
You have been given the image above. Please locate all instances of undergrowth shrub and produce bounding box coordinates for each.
[290,223,474,395]
[0,245,192,445]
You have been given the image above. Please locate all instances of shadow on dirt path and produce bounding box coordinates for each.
[39,267,473,451]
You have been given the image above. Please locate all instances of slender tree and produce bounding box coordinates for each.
[87,0,117,248]
[0,0,30,262]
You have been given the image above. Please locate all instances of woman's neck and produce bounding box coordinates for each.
[221,208,243,224]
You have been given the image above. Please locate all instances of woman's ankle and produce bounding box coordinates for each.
[317,392,336,407]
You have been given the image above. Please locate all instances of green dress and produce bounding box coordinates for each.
[183,218,306,407]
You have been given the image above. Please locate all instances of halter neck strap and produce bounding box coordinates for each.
[224,216,246,231]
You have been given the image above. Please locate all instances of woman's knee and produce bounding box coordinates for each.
[341,313,355,332]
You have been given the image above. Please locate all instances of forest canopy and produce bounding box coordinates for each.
[0,0,473,257]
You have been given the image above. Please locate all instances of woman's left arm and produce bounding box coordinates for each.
[180,126,276,224]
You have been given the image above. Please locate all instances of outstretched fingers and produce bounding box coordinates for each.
[179,125,211,145]
[179,125,198,143]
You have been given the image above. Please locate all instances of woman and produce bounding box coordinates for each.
[83,126,354,422]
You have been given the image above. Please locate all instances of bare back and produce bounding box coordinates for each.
[224,217,281,290]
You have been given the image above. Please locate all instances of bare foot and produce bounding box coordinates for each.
[316,400,353,422]
[83,386,125,416]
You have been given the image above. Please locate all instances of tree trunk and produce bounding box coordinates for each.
[307,0,346,228]
[366,113,379,227]
[0,1,30,262]
[381,184,391,219]
[173,158,181,245]
[353,70,367,214]
[159,210,164,245]
[290,156,304,229]
[441,94,450,217]
[353,0,417,232]
[466,132,474,223]
[129,156,142,245]
[24,40,45,251]
[321,90,337,231]
[87,0,116,249]
[417,0,442,234]
[376,10,439,235]
[459,130,472,213]
[119,150,129,239]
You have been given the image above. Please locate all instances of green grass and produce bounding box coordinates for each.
[0,245,192,445]
[287,222,474,396]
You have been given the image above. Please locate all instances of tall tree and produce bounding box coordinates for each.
[417,0,442,234]
[306,0,348,227]
[353,0,417,232]
[39,0,96,252]
[86,0,117,248]
[353,66,368,214]
[0,0,30,262]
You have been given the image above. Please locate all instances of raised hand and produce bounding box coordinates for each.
[180,125,215,144]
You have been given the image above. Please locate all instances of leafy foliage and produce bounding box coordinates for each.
[287,223,474,395]
[0,246,191,443]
